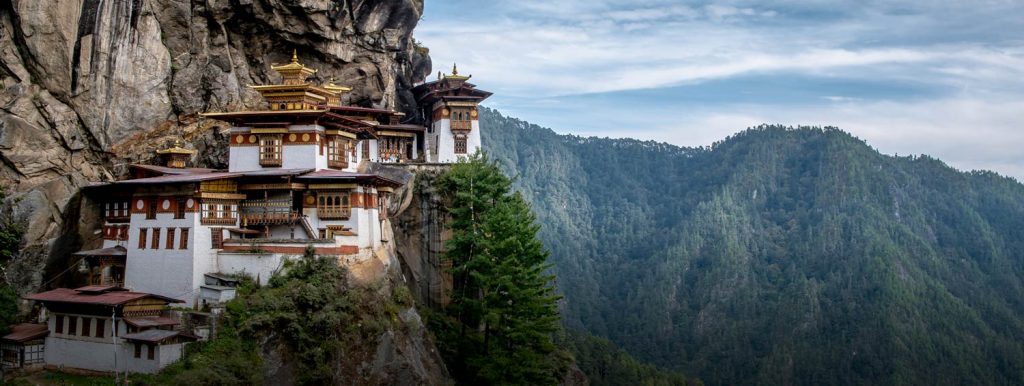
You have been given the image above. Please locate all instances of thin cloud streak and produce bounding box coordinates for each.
[418,0,1024,179]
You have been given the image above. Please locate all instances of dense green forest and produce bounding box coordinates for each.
[481,107,1024,385]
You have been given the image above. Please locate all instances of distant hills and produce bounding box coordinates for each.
[481,107,1024,385]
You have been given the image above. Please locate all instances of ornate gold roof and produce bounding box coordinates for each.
[439,63,471,81]
[323,77,353,93]
[156,140,196,155]
[271,50,317,85]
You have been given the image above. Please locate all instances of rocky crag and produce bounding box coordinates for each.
[0,0,431,293]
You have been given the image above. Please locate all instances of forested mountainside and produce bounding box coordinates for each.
[481,107,1024,386]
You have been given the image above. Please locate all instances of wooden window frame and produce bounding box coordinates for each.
[68,316,77,336]
[134,343,141,358]
[259,135,283,167]
[317,191,351,220]
[327,135,349,169]
[211,228,224,249]
[179,228,189,249]
[138,228,148,250]
[151,228,161,250]
[454,136,468,154]
[174,198,186,219]
[146,198,157,220]
[95,319,105,338]
[81,318,91,338]
[166,228,176,250]
[55,315,64,334]
[200,200,237,225]
[147,344,155,360]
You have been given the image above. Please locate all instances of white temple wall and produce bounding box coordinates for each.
[125,212,197,306]
[228,147,261,172]
[282,144,320,170]
[218,252,291,285]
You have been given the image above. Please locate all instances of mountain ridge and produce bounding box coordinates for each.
[481,106,1024,385]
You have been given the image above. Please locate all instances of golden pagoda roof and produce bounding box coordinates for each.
[439,63,471,81]
[271,50,317,75]
[323,78,353,93]
[156,140,196,155]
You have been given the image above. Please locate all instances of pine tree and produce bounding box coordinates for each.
[436,151,563,385]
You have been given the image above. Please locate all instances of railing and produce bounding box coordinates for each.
[451,120,471,130]
[259,157,283,167]
[318,207,351,220]
[240,199,300,225]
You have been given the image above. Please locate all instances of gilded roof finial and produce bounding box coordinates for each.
[452,63,459,76]
[291,49,299,64]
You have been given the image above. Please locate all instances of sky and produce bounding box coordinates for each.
[416,0,1024,180]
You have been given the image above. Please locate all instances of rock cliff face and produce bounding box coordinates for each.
[0,0,431,292]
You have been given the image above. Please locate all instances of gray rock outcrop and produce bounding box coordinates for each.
[0,0,432,292]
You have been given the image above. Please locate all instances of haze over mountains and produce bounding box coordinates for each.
[480,107,1024,385]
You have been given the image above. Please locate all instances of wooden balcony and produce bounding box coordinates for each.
[259,157,282,167]
[240,199,299,225]
[450,120,471,131]
[318,207,351,220]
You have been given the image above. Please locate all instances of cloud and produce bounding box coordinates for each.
[419,0,1024,179]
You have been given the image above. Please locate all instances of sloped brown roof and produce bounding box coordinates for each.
[1,323,49,343]
[120,329,184,343]
[73,245,127,257]
[124,316,180,328]
[113,172,241,185]
[26,287,183,306]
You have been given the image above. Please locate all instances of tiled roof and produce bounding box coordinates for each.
[26,287,183,306]
[113,172,241,185]
[1,323,49,343]
[129,164,218,176]
[124,316,180,328]
[73,245,127,257]
[120,329,183,343]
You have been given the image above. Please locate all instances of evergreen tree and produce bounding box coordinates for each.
[435,151,563,385]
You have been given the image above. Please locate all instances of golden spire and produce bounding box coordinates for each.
[323,76,352,93]
[270,48,317,85]
[442,62,471,81]
[156,139,196,155]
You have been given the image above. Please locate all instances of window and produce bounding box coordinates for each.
[95,319,104,338]
[68,316,77,336]
[451,108,471,130]
[134,343,141,358]
[179,228,190,249]
[317,191,351,219]
[55,315,64,334]
[82,318,91,337]
[454,136,468,154]
[361,140,370,160]
[138,228,148,249]
[259,135,283,166]
[147,344,155,360]
[166,228,176,250]
[104,201,129,221]
[146,198,157,219]
[151,228,161,250]
[327,136,349,168]
[200,200,237,225]
[211,228,224,249]
[175,198,186,219]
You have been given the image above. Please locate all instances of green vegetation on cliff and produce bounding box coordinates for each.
[0,187,23,332]
[481,107,1024,385]
[141,249,417,385]
[430,152,566,385]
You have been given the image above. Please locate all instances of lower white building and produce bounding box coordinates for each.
[26,286,193,374]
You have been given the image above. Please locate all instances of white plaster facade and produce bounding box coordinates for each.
[430,118,480,163]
